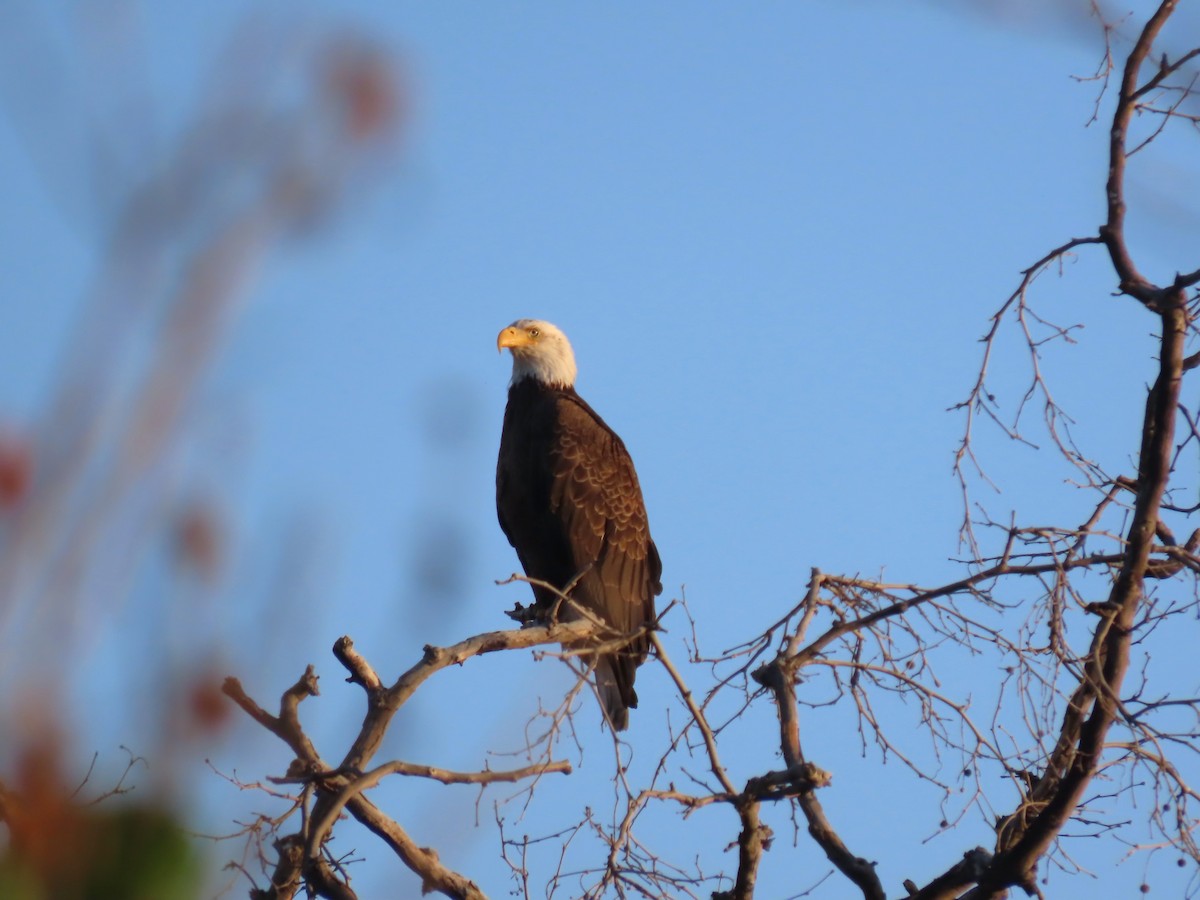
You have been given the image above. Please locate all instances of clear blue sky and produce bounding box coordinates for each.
[0,1,1196,897]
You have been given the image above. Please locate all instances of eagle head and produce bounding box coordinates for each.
[497,319,578,388]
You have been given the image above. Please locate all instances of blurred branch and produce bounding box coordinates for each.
[0,15,404,690]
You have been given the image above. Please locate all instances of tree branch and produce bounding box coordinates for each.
[223,667,323,764]
[1100,0,1179,305]
[226,621,594,899]
[753,653,885,900]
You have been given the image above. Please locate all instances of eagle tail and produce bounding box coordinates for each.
[596,653,638,732]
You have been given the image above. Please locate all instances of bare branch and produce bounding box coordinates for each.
[1100,0,1181,304]
[226,622,595,899]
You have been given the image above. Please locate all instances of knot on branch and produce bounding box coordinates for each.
[333,636,383,691]
[421,644,447,665]
[745,762,831,801]
[291,665,321,700]
[904,846,994,899]
[750,656,797,691]
[1099,521,1200,581]
[250,834,303,900]
[1084,600,1121,617]
[303,853,358,900]
[284,758,320,780]
[961,847,993,876]
[416,845,444,894]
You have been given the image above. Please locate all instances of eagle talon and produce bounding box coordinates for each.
[504,601,546,627]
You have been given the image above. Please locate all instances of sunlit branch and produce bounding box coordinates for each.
[225,621,595,899]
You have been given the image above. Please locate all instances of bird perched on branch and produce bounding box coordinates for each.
[496,319,662,731]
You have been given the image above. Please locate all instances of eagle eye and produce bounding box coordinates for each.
[528,328,540,338]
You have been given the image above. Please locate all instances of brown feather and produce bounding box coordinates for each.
[497,378,661,730]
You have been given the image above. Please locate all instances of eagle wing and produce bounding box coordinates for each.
[551,395,660,620]
[496,382,661,730]
[548,394,661,722]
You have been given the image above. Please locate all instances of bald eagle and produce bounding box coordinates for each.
[496,319,662,731]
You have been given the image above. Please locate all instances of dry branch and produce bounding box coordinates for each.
[226,621,592,899]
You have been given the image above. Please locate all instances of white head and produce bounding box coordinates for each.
[496,319,578,388]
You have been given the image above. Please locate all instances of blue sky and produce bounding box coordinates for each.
[0,1,1197,897]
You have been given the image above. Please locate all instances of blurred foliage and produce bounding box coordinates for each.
[0,805,200,900]
[0,736,200,900]
[0,7,405,897]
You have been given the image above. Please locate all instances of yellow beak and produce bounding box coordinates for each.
[497,325,532,353]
